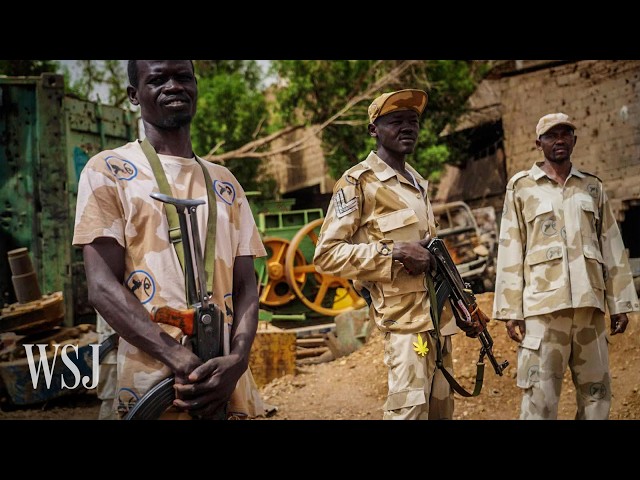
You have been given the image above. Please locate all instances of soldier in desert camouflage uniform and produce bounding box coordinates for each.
[73,60,268,419]
[314,89,470,420]
[493,112,639,419]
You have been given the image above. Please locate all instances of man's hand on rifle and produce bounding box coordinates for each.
[172,354,245,419]
[392,236,436,275]
[456,304,490,338]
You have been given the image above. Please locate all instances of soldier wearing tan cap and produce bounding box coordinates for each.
[493,112,639,419]
[314,89,471,420]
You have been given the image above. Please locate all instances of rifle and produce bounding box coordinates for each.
[425,237,508,397]
[123,193,225,420]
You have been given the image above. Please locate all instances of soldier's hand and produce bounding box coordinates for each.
[392,236,435,275]
[505,319,525,343]
[610,313,629,335]
[173,354,244,419]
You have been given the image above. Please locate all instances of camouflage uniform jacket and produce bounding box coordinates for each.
[314,151,459,335]
[493,162,639,321]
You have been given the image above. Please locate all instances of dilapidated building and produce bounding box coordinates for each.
[436,60,640,264]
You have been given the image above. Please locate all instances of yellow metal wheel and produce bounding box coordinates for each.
[284,218,366,316]
[259,237,306,307]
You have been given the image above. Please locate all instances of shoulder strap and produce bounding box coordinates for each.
[140,138,217,296]
[427,276,484,397]
[194,156,217,295]
[141,138,185,268]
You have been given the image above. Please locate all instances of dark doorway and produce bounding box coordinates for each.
[621,202,640,258]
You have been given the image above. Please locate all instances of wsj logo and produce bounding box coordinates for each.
[23,344,100,390]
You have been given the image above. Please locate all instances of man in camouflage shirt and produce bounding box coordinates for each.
[314,89,466,420]
[493,112,639,419]
[73,61,267,419]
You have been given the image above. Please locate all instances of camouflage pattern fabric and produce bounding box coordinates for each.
[493,162,639,320]
[314,150,460,420]
[73,140,266,418]
[95,313,117,420]
[535,112,576,138]
[494,161,638,420]
[314,151,460,336]
[517,307,610,419]
[368,89,428,124]
[383,331,453,420]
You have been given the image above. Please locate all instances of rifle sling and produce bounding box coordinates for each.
[428,276,484,398]
[141,138,217,299]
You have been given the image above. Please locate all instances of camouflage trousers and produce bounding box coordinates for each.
[517,307,611,420]
[382,330,454,420]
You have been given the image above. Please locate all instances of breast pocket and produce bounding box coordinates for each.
[376,208,420,242]
[579,201,600,242]
[525,245,565,292]
[583,243,606,290]
[524,201,558,239]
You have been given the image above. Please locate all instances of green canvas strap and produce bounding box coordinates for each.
[140,138,217,297]
[427,275,484,398]
[141,139,185,267]
[193,155,217,295]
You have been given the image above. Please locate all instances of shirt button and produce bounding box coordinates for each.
[416,193,421,198]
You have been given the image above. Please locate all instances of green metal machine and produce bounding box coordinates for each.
[249,195,365,322]
[0,73,136,326]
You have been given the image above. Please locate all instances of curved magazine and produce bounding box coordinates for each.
[123,377,175,420]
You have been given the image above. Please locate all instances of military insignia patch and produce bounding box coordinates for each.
[334,188,358,218]
[546,246,562,260]
[542,218,557,236]
[126,270,156,304]
[589,382,606,399]
[213,180,236,205]
[105,156,137,181]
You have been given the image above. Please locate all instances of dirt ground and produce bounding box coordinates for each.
[258,292,640,420]
[2,292,639,420]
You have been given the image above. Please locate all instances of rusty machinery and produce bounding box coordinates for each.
[250,197,366,321]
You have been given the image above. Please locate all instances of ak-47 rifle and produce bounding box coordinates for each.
[425,237,508,397]
[123,193,225,420]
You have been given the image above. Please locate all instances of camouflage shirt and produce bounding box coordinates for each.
[314,151,458,335]
[493,162,639,321]
[72,140,266,411]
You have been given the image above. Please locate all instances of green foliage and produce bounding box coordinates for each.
[190,65,275,198]
[194,61,263,90]
[61,60,129,108]
[270,60,489,182]
[34,59,488,198]
[0,60,59,76]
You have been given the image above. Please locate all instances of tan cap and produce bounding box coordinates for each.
[536,112,576,137]
[368,89,428,124]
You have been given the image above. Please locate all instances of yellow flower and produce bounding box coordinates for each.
[413,333,429,357]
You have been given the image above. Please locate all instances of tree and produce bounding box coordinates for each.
[191,61,276,198]
[62,60,129,108]
[268,60,490,182]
